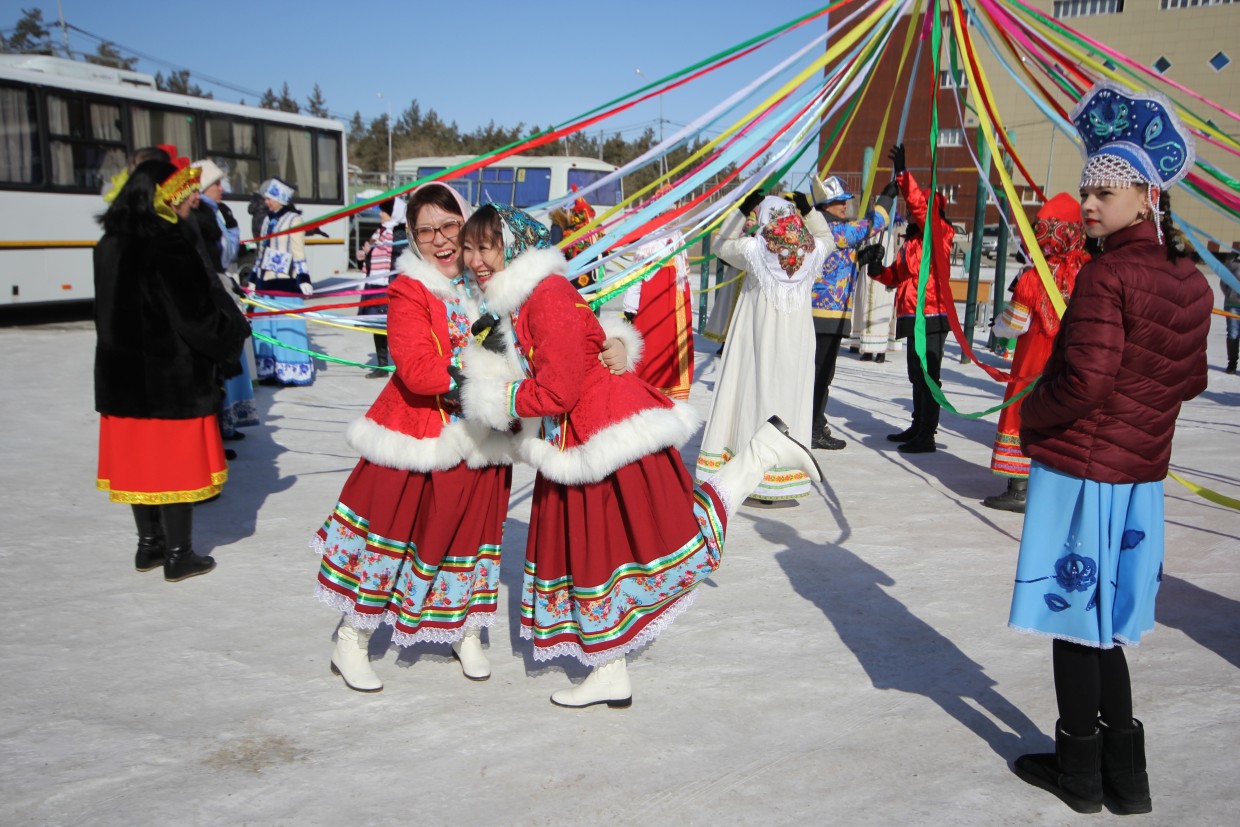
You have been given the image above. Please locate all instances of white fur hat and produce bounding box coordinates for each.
[192,159,226,191]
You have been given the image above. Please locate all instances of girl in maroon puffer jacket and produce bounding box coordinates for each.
[1007,83,1212,816]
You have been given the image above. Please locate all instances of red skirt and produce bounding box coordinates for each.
[315,460,513,646]
[632,267,695,400]
[522,447,727,664]
[990,326,1054,477]
[96,414,227,504]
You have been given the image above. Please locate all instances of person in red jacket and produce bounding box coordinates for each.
[1008,83,1212,816]
[457,203,823,709]
[864,143,955,454]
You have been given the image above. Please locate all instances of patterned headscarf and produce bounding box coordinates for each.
[757,197,816,277]
[491,203,553,264]
[1030,193,1090,335]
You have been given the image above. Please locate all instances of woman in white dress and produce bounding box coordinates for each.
[695,195,834,503]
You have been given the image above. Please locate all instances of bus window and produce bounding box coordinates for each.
[316,131,341,201]
[129,105,197,160]
[513,167,551,207]
[0,84,42,184]
[567,168,621,206]
[418,166,477,204]
[48,94,126,189]
[479,166,514,204]
[264,125,313,198]
[205,117,260,196]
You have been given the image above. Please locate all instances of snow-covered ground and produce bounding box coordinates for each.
[1,301,1236,826]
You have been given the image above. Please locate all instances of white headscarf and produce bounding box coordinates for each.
[740,196,825,314]
[405,182,473,264]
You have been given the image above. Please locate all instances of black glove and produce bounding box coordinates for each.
[470,313,506,354]
[623,311,636,324]
[738,191,765,217]
[792,191,813,217]
[889,143,906,176]
[444,364,467,412]
[880,179,900,201]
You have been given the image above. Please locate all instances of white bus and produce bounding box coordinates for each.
[0,55,349,306]
[392,154,623,215]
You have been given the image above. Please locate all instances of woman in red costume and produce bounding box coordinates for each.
[457,203,823,709]
[982,194,1089,513]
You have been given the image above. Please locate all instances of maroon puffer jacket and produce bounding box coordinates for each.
[1020,220,1211,484]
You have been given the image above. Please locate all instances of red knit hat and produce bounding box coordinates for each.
[1036,192,1081,224]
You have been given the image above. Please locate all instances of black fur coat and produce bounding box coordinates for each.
[94,223,250,419]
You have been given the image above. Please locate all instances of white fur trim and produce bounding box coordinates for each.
[514,402,702,485]
[479,247,569,316]
[460,344,523,431]
[345,416,512,471]
[396,250,460,299]
[599,314,645,371]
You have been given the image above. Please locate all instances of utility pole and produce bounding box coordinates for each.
[961,127,992,361]
[56,0,71,58]
[377,92,392,187]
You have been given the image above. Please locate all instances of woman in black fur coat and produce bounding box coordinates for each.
[94,159,250,581]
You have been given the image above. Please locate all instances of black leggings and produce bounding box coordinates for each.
[1052,639,1134,736]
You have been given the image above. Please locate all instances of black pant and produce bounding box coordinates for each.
[1052,639,1134,736]
[905,329,946,435]
[811,332,844,437]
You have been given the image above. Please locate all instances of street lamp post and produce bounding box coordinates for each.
[635,68,666,176]
[377,92,392,187]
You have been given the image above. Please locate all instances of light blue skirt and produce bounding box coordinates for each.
[252,299,315,386]
[221,352,259,434]
[1008,461,1164,648]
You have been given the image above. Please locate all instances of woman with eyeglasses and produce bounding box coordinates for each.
[312,182,629,693]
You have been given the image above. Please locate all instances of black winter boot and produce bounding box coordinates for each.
[812,425,846,450]
[982,477,1028,513]
[1013,723,1104,814]
[1099,718,1152,815]
[1226,336,1238,374]
[368,337,391,379]
[132,504,165,572]
[898,430,937,454]
[887,424,919,443]
[161,503,216,582]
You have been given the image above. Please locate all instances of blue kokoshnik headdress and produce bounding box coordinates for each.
[1071,82,1195,239]
[490,203,553,264]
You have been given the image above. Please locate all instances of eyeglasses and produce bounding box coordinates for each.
[413,220,462,244]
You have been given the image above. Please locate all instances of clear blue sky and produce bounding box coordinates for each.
[4,0,835,153]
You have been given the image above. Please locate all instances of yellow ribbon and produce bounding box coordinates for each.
[1168,471,1240,511]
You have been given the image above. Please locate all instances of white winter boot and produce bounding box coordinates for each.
[705,415,823,516]
[330,622,383,693]
[550,657,632,709]
[451,627,491,681]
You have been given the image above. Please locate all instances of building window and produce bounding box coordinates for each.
[1209,51,1231,71]
[1053,0,1124,18]
[938,128,965,148]
[1161,0,1234,9]
[938,69,967,89]
[936,185,959,204]
[1020,189,1043,206]
[1153,56,1173,74]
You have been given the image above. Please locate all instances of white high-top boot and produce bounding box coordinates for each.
[451,627,491,681]
[330,622,383,692]
[705,415,823,517]
[550,657,632,709]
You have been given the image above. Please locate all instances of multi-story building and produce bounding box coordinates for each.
[819,1,1239,247]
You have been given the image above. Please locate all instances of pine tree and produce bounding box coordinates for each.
[85,41,137,70]
[306,83,329,117]
[3,8,53,54]
[155,69,212,98]
[276,82,300,114]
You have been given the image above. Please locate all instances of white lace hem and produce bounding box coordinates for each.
[700,479,734,520]
[1006,622,1147,649]
[519,590,698,667]
[313,585,495,647]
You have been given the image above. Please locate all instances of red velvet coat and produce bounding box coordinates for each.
[1020,220,1212,484]
[345,252,511,471]
[461,247,700,485]
[869,171,954,335]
